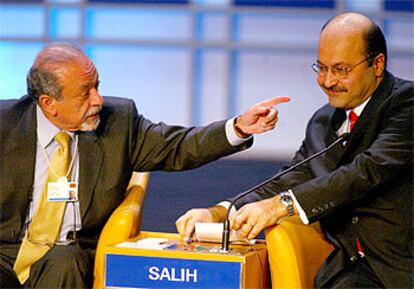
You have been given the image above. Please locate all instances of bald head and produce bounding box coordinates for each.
[322,12,373,34]
[321,12,387,67]
[27,43,94,101]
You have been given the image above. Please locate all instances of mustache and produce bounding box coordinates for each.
[85,106,102,118]
[322,85,347,93]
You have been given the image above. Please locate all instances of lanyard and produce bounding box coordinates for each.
[40,133,79,179]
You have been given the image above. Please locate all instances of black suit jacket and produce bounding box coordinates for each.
[233,72,413,288]
[0,96,251,250]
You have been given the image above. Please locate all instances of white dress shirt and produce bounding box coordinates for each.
[26,106,82,242]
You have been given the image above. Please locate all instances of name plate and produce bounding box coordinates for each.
[105,254,242,289]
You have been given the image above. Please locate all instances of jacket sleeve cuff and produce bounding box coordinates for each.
[289,189,310,225]
[225,117,253,146]
[216,201,237,218]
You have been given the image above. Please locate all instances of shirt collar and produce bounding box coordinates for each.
[346,97,371,118]
[36,105,74,149]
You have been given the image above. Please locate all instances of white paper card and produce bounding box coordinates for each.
[116,238,171,250]
[195,222,256,245]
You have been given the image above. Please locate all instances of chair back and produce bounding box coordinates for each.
[93,172,150,289]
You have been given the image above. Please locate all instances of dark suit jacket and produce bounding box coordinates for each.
[233,72,413,288]
[0,96,251,251]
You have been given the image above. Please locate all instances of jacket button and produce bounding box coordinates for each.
[350,255,358,264]
[351,217,359,224]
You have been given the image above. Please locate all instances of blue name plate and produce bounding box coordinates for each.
[105,254,242,289]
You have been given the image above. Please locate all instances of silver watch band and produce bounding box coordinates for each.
[280,191,295,216]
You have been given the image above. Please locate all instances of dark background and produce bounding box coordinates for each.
[141,159,288,235]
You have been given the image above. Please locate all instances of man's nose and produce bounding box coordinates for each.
[90,88,104,106]
[323,69,339,88]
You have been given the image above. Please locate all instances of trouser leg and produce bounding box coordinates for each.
[321,258,385,289]
[0,264,22,289]
[25,244,95,289]
[0,244,22,289]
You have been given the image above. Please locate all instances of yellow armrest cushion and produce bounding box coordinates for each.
[265,217,334,289]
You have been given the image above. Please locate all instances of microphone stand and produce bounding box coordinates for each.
[220,133,350,252]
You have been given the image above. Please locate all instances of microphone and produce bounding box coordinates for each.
[221,132,350,252]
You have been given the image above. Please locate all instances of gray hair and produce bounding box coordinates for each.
[27,42,86,101]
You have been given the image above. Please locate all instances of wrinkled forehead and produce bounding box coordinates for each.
[54,55,98,86]
[67,56,96,80]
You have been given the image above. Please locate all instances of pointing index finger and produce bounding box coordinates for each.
[259,96,291,108]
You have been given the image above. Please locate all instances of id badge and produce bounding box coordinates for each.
[68,181,78,201]
[48,177,78,202]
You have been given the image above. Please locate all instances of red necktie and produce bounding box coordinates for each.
[356,238,365,258]
[349,110,358,132]
[349,111,364,258]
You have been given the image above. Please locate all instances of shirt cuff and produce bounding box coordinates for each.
[217,201,237,218]
[288,189,309,225]
[225,117,252,146]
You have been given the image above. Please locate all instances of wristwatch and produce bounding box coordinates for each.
[280,191,295,216]
[233,117,251,139]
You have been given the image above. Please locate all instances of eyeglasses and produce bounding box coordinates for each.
[311,55,375,79]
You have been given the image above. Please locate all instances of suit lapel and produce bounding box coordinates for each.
[78,132,103,219]
[342,72,394,156]
[323,108,346,171]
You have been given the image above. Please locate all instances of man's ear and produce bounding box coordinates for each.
[373,53,385,77]
[38,94,57,116]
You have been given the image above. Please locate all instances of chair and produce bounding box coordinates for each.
[93,172,150,289]
[265,216,334,289]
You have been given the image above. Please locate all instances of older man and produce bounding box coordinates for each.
[177,12,413,288]
[0,43,289,288]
